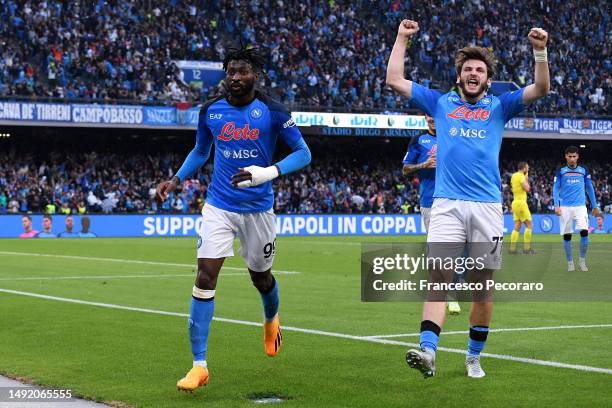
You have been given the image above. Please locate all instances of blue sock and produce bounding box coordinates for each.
[189,292,215,362]
[259,278,279,321]
[579,235,588,258]
[563,240,573,262]
[420,320,441,356]
[468,326,489,358]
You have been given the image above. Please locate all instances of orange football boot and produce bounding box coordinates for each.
[177,365,209,392]
[264,314,282,357]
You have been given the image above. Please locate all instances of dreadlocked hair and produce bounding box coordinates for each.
[223,44,267,72]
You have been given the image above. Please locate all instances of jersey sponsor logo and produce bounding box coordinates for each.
[209,113,223,120]
[428,145,437,155]
[223,148,259,159]
[217,122,260,141]
[250,107,263,119]
[564,172,583,177]
[282,118,296,128]
[449,127,486,138]
[447,106,491,121]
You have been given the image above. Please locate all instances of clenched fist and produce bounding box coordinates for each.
[398,19,419,39]
[528,27,548,50]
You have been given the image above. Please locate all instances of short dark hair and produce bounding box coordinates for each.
[22,214,31,221]
[43,214,52,221]
[223,45,266,72]
[565,146,579,154]
[517,162,528,170]
[455,47,497,79]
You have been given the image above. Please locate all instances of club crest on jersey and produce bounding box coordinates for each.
[447,106,490,121]
[217,122,260,141]
[250,107,263,119]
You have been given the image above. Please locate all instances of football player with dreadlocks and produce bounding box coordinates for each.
[156,45,311,392]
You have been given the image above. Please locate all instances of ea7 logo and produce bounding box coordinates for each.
[209,114,223,120]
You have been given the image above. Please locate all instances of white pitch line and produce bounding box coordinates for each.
[362,324,612,339]
[1,288,611,375]
[0,271,299,281]
[0,251,300,275]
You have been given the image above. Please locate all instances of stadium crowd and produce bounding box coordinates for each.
[1,148,610,216]
[0,0,609,115]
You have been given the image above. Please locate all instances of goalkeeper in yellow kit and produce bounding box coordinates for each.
[510,162,535,254]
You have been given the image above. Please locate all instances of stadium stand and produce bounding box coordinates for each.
[1,135,609,216]
[0,0,609,115]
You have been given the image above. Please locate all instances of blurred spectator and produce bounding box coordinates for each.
[1,137,609,215]
[0,1,608,115]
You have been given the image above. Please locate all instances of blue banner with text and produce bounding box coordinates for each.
[1,214,610,238]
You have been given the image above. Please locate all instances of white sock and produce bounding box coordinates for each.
[193,360,207,368]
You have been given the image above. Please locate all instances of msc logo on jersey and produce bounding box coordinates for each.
[217,122,260,141]
[447,106,491,121]
[223,148,259,159]
[449,127,487,139]
[250,108,263,119]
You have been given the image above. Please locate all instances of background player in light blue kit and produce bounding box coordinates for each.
[156,46,311,392]
[387,19,550,378]
[553,146,601,272]
[403,114,461,315]
[402,114,437,231]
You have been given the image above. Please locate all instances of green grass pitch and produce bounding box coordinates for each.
[1,235,611,407]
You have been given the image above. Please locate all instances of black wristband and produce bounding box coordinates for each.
[274,164,282,176]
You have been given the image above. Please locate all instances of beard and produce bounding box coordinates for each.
[458,78,488,99]
[228,81,255,98]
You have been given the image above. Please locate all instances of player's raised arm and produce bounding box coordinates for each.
[522,174,531,193]
[386,19,419,99]
[156,121,213,203]
[522,28,551,104]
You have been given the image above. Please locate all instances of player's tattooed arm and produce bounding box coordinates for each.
[386,19,419,98]
[523,27,551,104]
[402,157,435,175]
